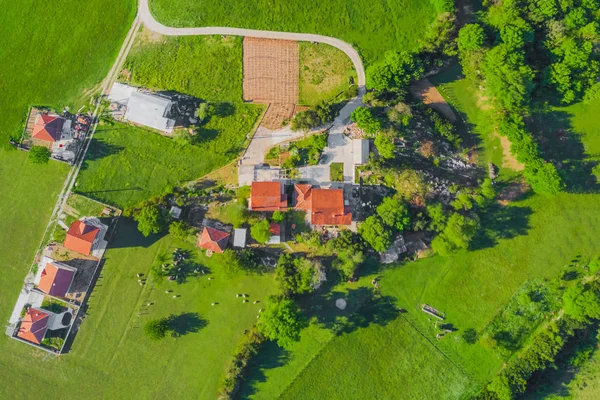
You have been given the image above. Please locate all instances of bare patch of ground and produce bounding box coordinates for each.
[498,180,530,205]
[494,132,525,171]
[261,103,295,130]
[243,37,299,104]
[136,25,165,45]
[410,79,457,122]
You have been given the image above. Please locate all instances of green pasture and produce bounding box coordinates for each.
[149,0,445,65]
[76,107,262,208]
[124,35,243,103]
[0,0,135,144]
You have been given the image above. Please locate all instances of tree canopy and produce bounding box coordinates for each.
[28,145,51,164]
[259,298,306,348]
[250,219,271,244]
[134,205,165,237]
[359,215,392,252]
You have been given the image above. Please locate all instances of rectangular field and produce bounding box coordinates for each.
[243,37,299,104]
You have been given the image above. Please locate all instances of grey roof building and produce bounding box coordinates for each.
[125,92,176,133]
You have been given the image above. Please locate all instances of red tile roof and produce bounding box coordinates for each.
[250,182,287,211]
[64,220,100,255]
[197,227,230,253]
[37,262,75,298]
[293,184,313,211]
[294,185,352,225]
[17,308,49,345]
[32,114,64,143]
[269,223,281,236]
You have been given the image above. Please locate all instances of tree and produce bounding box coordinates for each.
[196,102,209,124]
[458,24,486,53]
[426,203,447,232]
[432,213,480,255]
[259,298,306,348]
[524,162,565,195]
[250,219,271,244]
[144,317,171,340]
[374,132,395,159]
[359,215,392,252]
[333,250,365,280]
[274,253,315,296]
[563,283,600,322]
[291,109,321,131]
[169,221,195,242]
[134,205,165,237]
[272,210,285,223]
[28,145,51,164]
[376,197,410,231]
[366,51,423,92]
[350,107,381,136]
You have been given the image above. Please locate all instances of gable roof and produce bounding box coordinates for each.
[37,262,75,298]
[197,227,230,253]
[124,91,175,132]
[249,182,287,211]
[32,114,64,142]
[64,220,100,255]
[293,184,313,211]
[17,308,49,345]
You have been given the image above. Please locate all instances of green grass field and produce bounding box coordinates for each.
[149,0,445,65]
[0,219,277,399]
[124,34,243,103]
[0,0,135,144]
[76,107,262,208]
[299,43,356,105]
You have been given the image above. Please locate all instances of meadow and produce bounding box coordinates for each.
[149,0,446,65]
[0,0,135,144]
[124,34,243,103]
[0,219,277,399]
[299,43,356,106]
[76,107,262,208]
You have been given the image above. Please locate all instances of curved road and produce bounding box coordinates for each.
[139,0,365,93]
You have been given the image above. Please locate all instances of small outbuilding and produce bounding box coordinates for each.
[169,206,182,219]
[233,228,248,248]
[353,139,369,165]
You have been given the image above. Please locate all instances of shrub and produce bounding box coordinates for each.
[374,132,395,159]
[29,145,51,164]
[250,219,271,244]
[351,107,381,136]
[169,221,196,242]
[272,210,285,222]
[366,51,423,92]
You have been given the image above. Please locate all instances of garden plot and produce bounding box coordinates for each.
[243,38,299,104]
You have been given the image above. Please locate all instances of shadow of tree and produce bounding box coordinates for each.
[79,137,125,170]
[192,128,219,145]
[236,341,290,398]
[528,108,599,193]
[104,218,167,250]
[168,312,208,337]
[471,202,533,250]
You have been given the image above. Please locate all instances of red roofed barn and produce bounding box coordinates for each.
[37,261,75,298]
[32,114,64,143]
[17,308,49,345]
[197,227,230,254]
[249,182,287,211]
[64,220,100,256]
[293,184,352,226]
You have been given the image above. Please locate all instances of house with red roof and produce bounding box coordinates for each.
[64,218,107,256]
[32,114,65,145]
[34,257,76,298]
[249,182,287,211]
[197,226,231,254]
[293,184,352,226]
[16,307,50,345]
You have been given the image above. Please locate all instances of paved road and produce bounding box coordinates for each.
[139,0,366,91]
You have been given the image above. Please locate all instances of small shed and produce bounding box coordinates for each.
[233,228,247,248]
[169,206,182,219]
[267,223,281,245]
[353,139,369,165]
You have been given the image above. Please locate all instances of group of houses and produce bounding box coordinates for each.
[195,181,352,255]
[9,217,108,353]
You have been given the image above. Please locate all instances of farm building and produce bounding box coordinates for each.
[108,82,176,133]
[33,257,76,298]
[293,184,352,226]
[197,226,230,254]
[64,218,108,257]
[249,181,287,211]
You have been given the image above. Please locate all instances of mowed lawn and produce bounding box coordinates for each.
[149,0,443,65]
[299,42,357,106]
[0,219,277,399]
[76,106,262,208]
[124,34,243,103]
[0,0,135,143]
[0,151,68,313]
